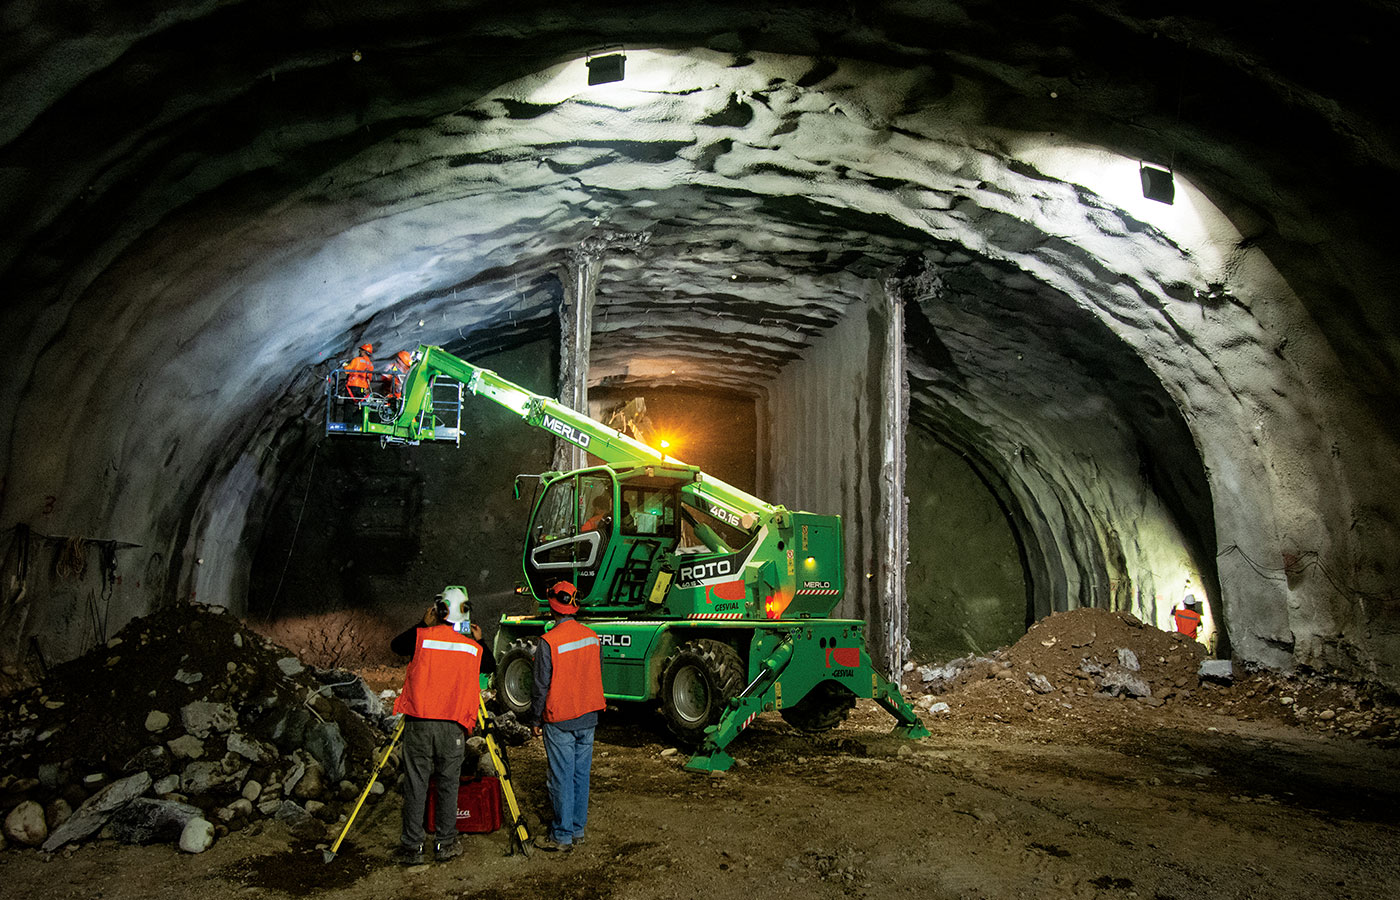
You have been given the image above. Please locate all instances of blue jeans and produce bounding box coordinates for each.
[541,723,595,845]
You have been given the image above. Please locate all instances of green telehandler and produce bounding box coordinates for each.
[326,344,928,771]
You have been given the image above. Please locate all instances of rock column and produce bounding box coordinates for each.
[879,276,911,679]
[554,246,603,472]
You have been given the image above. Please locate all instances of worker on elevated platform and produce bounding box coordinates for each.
[344,342,375,402]
[382,349,413,402]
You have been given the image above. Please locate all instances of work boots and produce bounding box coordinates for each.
[393,843,424,866]
[434,839,463,862]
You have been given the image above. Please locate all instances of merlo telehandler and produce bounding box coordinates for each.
[326,345,928,771]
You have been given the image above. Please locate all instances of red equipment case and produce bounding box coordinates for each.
[424,775,503,834]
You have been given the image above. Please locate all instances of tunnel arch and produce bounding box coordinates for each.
[4,8,1399,690]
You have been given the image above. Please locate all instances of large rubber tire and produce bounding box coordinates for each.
[494,638,538,719]
[779,680,856,734]
[660,639,745,746]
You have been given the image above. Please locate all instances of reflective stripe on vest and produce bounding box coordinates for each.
[393,624,483,730]
[542,619,605,723]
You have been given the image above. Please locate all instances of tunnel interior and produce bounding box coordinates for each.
[5,3,1400,693]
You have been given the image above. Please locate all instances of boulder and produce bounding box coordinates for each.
[181,761,234,795]
[227,732,269,763]
[105,798,204,844]
[42,771,152,851]
[167,735,205,761]
[180,702,237,738]
[304,722,347,783]
[312,668,385,721]
[291,761,325,801]
[178,817,215,853]
[125,744,174,776]
[44,798,73,830]
[1099,668,1152,699]
[272,800,323,840]
[3,800,48,847]
[1199,659,1235,684]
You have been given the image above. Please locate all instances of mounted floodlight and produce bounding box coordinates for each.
[586,46,626,85]
[1140,163,1175,205]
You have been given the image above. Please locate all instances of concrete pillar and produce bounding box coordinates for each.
[554,247,603,472]
[878,276,911,679]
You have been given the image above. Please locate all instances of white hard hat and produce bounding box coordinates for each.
[437,586,471,630]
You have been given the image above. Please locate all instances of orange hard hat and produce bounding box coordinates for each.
[359,343,373,353]
[548,581,579,615]
[396,350,412,366]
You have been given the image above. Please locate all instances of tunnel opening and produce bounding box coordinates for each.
[906,425,1027,662]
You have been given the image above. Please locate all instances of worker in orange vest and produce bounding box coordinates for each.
[344,342,375,402]
[529,581,605,852]
[382,349,413,402]
[1172,584,1203,640]
[390,586,495,865]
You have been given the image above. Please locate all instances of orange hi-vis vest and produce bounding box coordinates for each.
[345,354,373,392]
[541,618,605,724]
[393,624,483,731]
[383,362,406,399]
[1173,607,1202,639]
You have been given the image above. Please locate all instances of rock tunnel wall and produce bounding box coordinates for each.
[3,10,1400,694]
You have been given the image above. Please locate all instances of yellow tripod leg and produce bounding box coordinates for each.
[478,697,532,855]
[324,717,405,863]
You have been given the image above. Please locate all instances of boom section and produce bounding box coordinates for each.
[389,345,773,518]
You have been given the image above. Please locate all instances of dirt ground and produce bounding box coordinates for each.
[5,609,1400,900]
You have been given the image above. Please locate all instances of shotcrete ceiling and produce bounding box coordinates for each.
[3,3,1399,686]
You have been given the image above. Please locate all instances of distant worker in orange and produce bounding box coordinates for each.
[1172,580,1203,640]
[344,342,375,402]
[382,350,413,402]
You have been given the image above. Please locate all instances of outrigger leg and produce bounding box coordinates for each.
[872,670,931,740]
[684,638,796,773]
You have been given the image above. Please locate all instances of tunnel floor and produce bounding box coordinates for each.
[5,684,1399,900]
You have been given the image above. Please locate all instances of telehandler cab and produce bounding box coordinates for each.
[326,345,928,771]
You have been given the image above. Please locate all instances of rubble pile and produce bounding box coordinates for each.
[0,601,396,855]
[902,608,1204,716]
[901,607,1400,745]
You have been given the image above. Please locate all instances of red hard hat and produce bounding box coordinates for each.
[359,343,373,353]
[548,581,579,615]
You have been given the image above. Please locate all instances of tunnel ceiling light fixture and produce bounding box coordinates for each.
[1140,163,1175,205]
[586,46,626,85]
